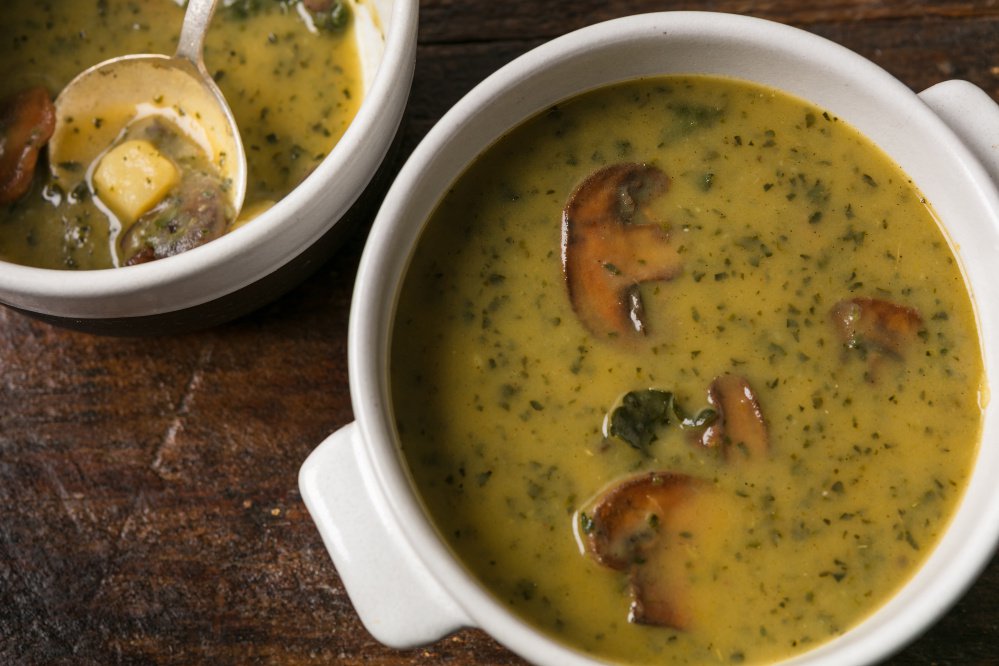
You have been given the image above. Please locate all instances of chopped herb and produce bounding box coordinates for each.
[699,172,715,191]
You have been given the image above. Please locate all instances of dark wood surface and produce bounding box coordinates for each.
[2,1,997,664]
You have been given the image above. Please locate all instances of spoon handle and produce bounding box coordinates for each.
[175,0,220,67]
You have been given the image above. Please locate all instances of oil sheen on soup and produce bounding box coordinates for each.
[391,76,984,664]
[0,0,361,269]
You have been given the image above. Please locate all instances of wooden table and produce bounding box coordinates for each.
[2,1,996,663]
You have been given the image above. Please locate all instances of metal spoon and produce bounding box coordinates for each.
[48,0,246,217]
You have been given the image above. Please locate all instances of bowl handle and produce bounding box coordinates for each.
[919,80,999,184]
[299,422,472,647]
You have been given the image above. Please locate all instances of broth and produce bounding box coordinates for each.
[391,76,984,664]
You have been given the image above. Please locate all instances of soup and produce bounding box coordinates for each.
[391,76,984,664]
[0,0,362,269]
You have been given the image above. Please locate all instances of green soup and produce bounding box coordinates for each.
[0,0,362,269]
[391,76,984,664]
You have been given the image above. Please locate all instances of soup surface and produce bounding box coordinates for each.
[0,0,362,269]
[391,76,984,664]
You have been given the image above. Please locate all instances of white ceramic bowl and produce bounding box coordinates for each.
[0,0,417,334]
[300,11,999,665]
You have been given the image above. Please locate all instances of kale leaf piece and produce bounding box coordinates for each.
[609,389,717,454]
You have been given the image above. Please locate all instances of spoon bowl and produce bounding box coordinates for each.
[48,0,246,222]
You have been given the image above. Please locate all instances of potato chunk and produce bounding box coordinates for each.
[93,139,179,225]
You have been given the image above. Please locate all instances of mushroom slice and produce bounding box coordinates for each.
[120,172,229,265]
[700,374,768,460]
[584,471,708,629]
[562,163,683,340]
[830,297,923,358]
[0,87,55,204]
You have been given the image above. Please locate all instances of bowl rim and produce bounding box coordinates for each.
[349,10,999,666]
[0,0,419,318]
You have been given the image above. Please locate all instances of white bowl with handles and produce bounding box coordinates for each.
[300,11,999,665]
[0,0,418,335]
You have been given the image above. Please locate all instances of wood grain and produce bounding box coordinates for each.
[1,1,997,664]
